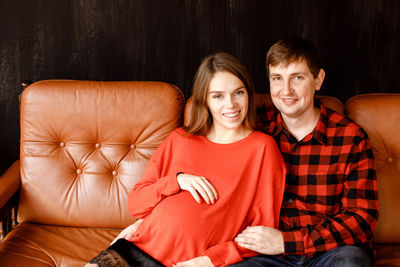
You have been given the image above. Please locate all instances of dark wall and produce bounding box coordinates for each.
[1,0,399,172]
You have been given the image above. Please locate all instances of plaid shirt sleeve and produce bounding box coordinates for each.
[281,132,379,257]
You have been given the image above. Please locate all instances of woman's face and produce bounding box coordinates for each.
[207,71,248,133]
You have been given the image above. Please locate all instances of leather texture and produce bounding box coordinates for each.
[18,80,184,228]
[0,160,20,209]
[1,86,399,266]
[0,80,184,266]
[374,244,400,267]
[346,94,400,266]
[0,222,121,266]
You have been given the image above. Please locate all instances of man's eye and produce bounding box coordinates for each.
[294,76,303,80]
[271,77,280,81]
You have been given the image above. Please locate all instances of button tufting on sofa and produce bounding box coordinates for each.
[6,84,399,265]
[0,80,185,266]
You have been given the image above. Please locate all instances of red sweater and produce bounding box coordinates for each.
[128,128,286,266]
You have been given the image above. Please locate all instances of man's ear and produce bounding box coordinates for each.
[314,69,326,91]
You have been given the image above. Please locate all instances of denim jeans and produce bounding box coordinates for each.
[229,246,373,267]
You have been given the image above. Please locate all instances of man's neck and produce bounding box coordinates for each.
[281,107,321,142]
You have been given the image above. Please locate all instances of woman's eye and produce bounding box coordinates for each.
[271,76,280,81]
[236,90,245,95]
[213,95,222,99]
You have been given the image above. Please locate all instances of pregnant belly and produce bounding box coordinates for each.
[141,191,220,236]
[131,190,238,257]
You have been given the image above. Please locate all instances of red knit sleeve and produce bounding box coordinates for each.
[127,133,181,219]
[247,139,286,230]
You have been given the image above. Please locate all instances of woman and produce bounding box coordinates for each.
[88,53,286,267]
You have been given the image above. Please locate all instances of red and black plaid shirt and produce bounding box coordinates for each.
[259,102,378,258]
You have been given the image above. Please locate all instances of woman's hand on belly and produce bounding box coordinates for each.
[173,256,214,267]
[177,173,218,204]
[110,219,143,245]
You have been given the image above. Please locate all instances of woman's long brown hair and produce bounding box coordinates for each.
[183,52,256,135]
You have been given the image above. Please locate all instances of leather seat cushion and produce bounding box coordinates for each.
[0,222,120,266]
[374,244,400,266]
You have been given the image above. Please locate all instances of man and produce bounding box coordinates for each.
[232,37,378,266]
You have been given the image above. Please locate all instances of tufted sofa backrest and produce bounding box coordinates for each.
[345,94,400,244]
[19,80,184,228]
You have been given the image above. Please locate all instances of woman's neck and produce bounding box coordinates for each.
[206,126,252,144]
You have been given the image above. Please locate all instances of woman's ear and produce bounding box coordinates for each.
[314,69,326,91]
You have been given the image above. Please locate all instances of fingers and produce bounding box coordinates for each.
[110,228,128,245]
[178,174,218,204]
[110,220,143,245]
[110,237,118,246]
[236,241,258,251]
[174,256,212,267]
[192,177,214,204]
[234,226,260,246]
[241,225,261,233]
[198,176,218,203]
[129,219,143,233]
[110,234,123,245]
[235,231,260,253]
[188,187,202,204]
[235,232,256,244]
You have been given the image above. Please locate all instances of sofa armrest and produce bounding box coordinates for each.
[0,160,20,239]
[0,160,20,210]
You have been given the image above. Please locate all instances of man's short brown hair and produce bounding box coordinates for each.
[266,37,322,78]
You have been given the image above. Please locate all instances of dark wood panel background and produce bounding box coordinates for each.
[0,0,399,172]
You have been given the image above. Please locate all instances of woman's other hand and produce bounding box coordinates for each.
[173,256,214,267]
[110,219,143,245]
[177,173,218,204]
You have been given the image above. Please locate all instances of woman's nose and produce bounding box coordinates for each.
[226,95,237,107]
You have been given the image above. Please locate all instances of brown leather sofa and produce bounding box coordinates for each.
[345,94,400,267]
[0,80,185,266]
[0,80,399,266]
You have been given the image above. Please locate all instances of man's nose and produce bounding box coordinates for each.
[282,79,292,95]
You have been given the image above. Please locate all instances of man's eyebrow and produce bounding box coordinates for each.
[290,72,307,75]
[269,71,307,76]
[269,72,281,76]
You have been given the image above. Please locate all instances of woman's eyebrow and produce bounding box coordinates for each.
[208,86,245,94]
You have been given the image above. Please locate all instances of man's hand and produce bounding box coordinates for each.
[110,219,143,245]
[177,173,218,204]
[173,256,213,267]
[234,226,284,255]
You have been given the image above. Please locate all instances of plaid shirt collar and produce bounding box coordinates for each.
[269,100,328,145]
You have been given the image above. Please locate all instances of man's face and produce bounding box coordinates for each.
[268,59,324,122]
